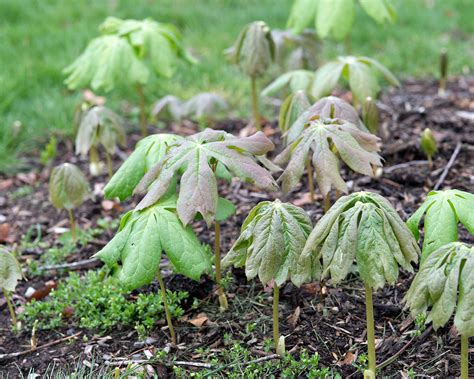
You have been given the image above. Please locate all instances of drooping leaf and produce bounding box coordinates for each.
[362,97,379,134]
[261,70,315,97]
[94,196,211,290]
[276,118,382,197]
[49,163,90,210]
[226,21,275,78]
[310,56,399,103]
[64,35,149,92]
[287,0,319,35]
[405,242,474,336]
[295,191,419,289]
[135,129,277,226]
[0,249,22,292]
[407,189,474,259]
[182,93,229,120]
[104,134,181,201]
[223,200,312,286]
[359,0,397,24]
[279,91,311,133]
[76,106,125,156]
[317,0,355,41]
[151,96,184,121]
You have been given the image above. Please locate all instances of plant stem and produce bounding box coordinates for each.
[364,282,377,376]
[2,288,17,327]
[214,222,228,311]
[323,195,330,213]
[273,285,280,352]
[305,157,314,203]
[461,334,469,379]
[427,155,433,170]
[68,208,77,242]
[156,268,176,345]
[251,76,261,131]
[105,152,113,180]
[344,35,352,54]
[136,83,147,137]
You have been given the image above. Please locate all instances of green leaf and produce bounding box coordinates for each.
[0,249,22,292]
[261,70,315,97]
[278,91,310,133]
[287,0,318,34]
[223,200,312,286]
[420,128,437,159]
[104,134,180,201]
[216,198,236,222]
[135,129,277,226]
[316,0,355,41]
[94,198,211,290]
[310,61,345,99]
[359,0,397,24]
[49,163,90,210]
[348,61,380,105]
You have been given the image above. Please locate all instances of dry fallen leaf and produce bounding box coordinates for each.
[189,313,209,328]
[339,351,357,366]
[0,223,12,243]
[287,306,301,330]
[0,179,13,191]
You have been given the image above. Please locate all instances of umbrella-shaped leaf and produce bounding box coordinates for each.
[295,191,419,288]
[135,129,277,226]
[405,242,474,336]
[94,196,211,290]
[407,189,474,259]
[276,118,382,197]
[151,96,184,121]
[104,134,181,201]
[261,70,315,97]
[359,0,397,24]
[287,0,319,35]
[0,249,22,292]
[317,0,355,40]
[223,200,312,286]
[49,163,90,210]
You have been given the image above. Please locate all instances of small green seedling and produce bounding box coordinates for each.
[64,17,195,136]
[295,191,420,377]
[362,97,379,135]
[226,21,275,130]
[49,163,90,242]
[223,200,312,355]
[39,136,58,166]
[311,56,399,104]
[261,70,315,98]
[0,248,22,327]
[279,90,311,134]
[135,129,277,310]
[95,195,211,344]
[275,117,381,209]
[439,48,448,95]
[76,106,125,178]
[419,128,437,169]
[407,189,474,260]
[287,0,396,41]
[405,242,473,379]
[105,133,181,201]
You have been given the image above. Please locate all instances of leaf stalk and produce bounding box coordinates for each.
[364,282,377,376]
[214,221,228,311]
[461,334,469,379]
[2,288,17,327]
[273,285,280,353]
[156,268,176,345]
[68,208,77,242]
[136,83,147,137]
[251,76,261,131]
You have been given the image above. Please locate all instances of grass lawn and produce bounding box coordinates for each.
[1,0,473,172]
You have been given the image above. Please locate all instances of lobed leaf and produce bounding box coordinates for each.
[316,0,355,41]
[359,0,397,24]
[261,70,315,97]
[0,249,22,292]
[49,163,90,210]
[278,91,311,133]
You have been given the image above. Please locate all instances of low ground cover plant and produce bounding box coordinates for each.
[0,248,22,327]
[49,163,90,241]
[405,242,474,379]
[223,200,312,354]
[295,191,420,377]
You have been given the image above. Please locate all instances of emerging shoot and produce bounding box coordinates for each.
[362,97,379,135]
[439,48,448,95]
[419,128,437,169]
[0,248,22,328]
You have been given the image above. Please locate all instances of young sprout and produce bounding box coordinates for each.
[0,248,22,327]
[226,21,275,130]
[49,163,90,242]
[362,97,379,135]
[261,70,315,98]
[439,48,448,95]
[419,128,437,169]
[76,106,125,178]
[294,191,420,377]
[95,195,211,344]
[275,117,382,210]
[135,129,277,310]
[223,200,312,355]
[407,189,474,260]
[64,17,195,136]
[287,0,396,41]
[311,56,400,104]
[404,242,473,379]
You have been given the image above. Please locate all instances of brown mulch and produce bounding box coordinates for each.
[0,77,473,378]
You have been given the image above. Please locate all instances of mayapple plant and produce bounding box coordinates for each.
[135,129,278,310]
[275,116,382,209]
[362,97,379,135]
[407,189,474,260]
[271,29,319,71]
[294,191,420,377]
[76,106,126,178]
[278,90,311,134]
[64,17,195,136]
[49,163,90,242]
[0,248,22,327]
[419,128,437,169]
[311,56,400,104]
[404,242,473,379]
[226,21,276,130]
[95,195,211,344]
[287,0,396,41]
[223,200,312,355]
[261,70,315,98]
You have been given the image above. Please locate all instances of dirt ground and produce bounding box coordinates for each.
[1,77,473,378]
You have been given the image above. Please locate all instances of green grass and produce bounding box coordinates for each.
[1,0,473,172]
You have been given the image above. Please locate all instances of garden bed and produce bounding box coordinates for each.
[1,77,473,377]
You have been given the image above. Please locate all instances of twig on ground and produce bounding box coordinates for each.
[384,160,428,174]
[434,142,462,190]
